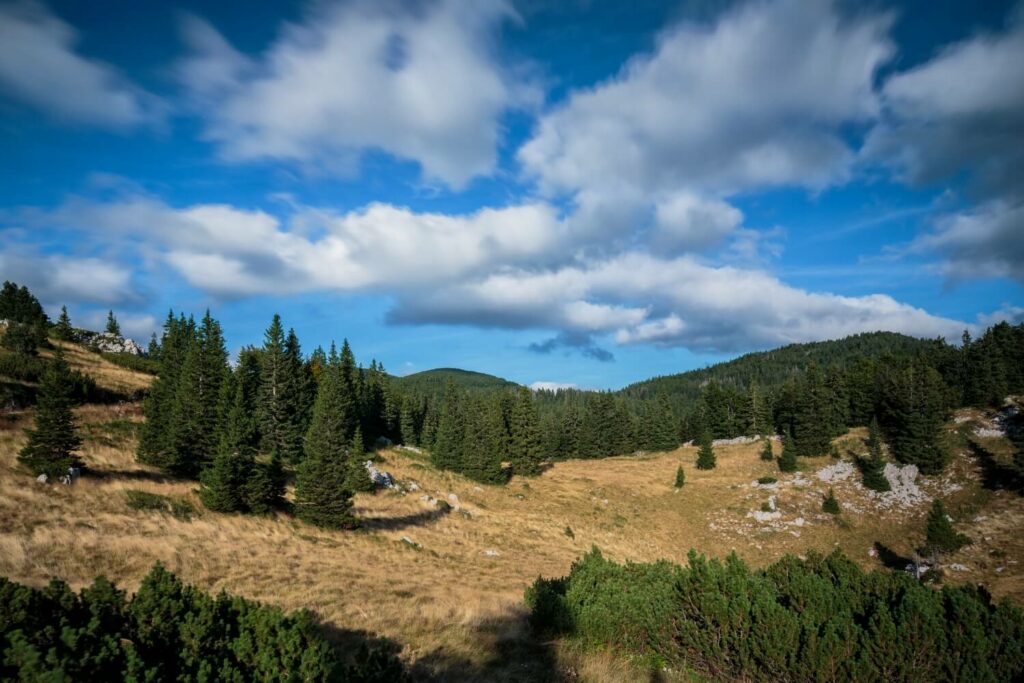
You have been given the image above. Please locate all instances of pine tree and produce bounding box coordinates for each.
[509,387,544,476]
[822,488,840,514]
[105,310,121,336]
[760,437,774,461]
[258,316,310,463]
[879,361,950,474]
[696,429,716,470]
[346,427,375,493]
[294,361,355,529]
[53,306,74,341]
[147,333,159,359]
[433,381,465,472]
[778,427,798,473]
[923,499,969,555]
[399,398,417,446]
[18,350,82,478]
[648,393,679,452]
[244,451,285,514]
[674,464,685,488]
[461,395,508,484]
[861,416,891,492]
[138,312,195,469]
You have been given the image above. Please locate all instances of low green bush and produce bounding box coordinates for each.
[527,547,1024,681]
[0,564,406,681]
[99,351,160,375]
[125,490,195,521]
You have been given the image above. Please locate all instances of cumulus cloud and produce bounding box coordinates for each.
[0,1,162,127]
[529,381,578,392]
[519,0,893,198]
[912,201,1024,283]
[0,248,137,306]
[178,0,536,187]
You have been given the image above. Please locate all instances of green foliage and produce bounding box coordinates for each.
[395,367,516,400]
[1,321,44,355]
[778,428,798,473]
[760,437,773,461]
[924,499,970,556]
[879,360,951,474]
[18,350,82,478]
[861,416,891,492]
[509,387,543,476]
[258,316,313,464]
[0,564,405,681]
[527,547,1024,682]
[124,490,195,521]
[0,350,47,382]
[104,310,120,336]
[99,351,160,374]
[0,281,48,327]
[822,487,840,514]
[696,430,716,470]
[53,306,74,341]
[674,464,685,488]
[757,476,777,485]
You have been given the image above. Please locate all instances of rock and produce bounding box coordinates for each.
[868,546,878,558]
[35,473,48,484]
[947,563,970,572]
[364,461,396,489]
[406,481,420,492]
[82,331,145,355]
[396,444,422,454]
[712,435,762,447]
[767,495,778,512]
[399,536,420,548]
[816,462,855,483]
[790,517,806,527]
[481,549,500,557]
[748,510,782,522]
[974,427,1005,438]
[448,493,459,505]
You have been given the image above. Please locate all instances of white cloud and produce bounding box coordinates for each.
[178,0,536,188]
[864,12,1024,204]
[519,0,893,198]
[913,201,1024,283]
[0,1,161,127]
[0,249,135,305]
[651,193,743,254]
[529,381,577,392]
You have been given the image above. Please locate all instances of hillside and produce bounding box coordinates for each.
[619,331,941,403]
[3,342,1024,680]
[394,367,518,399]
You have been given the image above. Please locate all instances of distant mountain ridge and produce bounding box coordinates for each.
[618,331,941,404]
[394,367,519,398]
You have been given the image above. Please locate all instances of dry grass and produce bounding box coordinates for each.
[3,355,1023,681]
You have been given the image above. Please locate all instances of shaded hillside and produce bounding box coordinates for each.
[619,331,941,404]
[394,367,518,399]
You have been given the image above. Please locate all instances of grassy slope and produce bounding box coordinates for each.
[2,346,1023,681]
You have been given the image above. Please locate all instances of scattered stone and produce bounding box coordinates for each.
[448,493,460,505]
[364,461,396,489]
[399,536,420,548]
[712,435,762,447]
[481,549,500,557]
[947,563,970,572]
[79,330,145,355]
[767,495,778,512]
[35,473,48,484]
[868,546,878,558]
[790,517,806,527]
[748,510,782,522]
[396,445,423,454]
[406,481,420,492]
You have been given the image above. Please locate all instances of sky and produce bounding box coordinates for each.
[0,0,1021,390]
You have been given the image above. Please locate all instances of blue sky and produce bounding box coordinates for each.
[0,0,1021,390]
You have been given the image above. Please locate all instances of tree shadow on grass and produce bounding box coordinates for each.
[356,505,452,532]
[82,467,181,485]
[967,440,1022,493]
[873,542,913,572]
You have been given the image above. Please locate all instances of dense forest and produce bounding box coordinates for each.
[0,564,404,682]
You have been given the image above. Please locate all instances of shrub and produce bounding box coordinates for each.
[0,564,406,681]
[924,499,970,555]
[822,487,840,514]
[757,476,777,485]
[674,464,685,488]
[0,352,46,382]
[526,547,1024,682]
[99,352,160,375]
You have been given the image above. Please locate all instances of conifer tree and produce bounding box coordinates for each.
[244,450,285,514]
[167,311,228,477]
[433,381,466,472]
[696,429,716,470]
[648,393,679,452]
[822,488,840,514]
[18,350,82,478]
[760,437,774,461]
[509,387,544,476]
[295,361,355,529]
[105,310,121,336]
[258,316,310,463]
[399,397,417,446]
[460,395,508,483]
[778,427,798,473]
[147,332,159,359]
[879,361,950,474]
[861,416,891,492]
[346,427,375,493]
[923,499,969,556]
[138,312,195,469]
[420,403,439,450]
[53,305,74,341]
[674,464,685,488]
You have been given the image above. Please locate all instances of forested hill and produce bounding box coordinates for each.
[619,331,941,403]
[394,367,518,398]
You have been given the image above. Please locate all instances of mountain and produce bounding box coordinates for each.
[618,331,942,404]
[394,367,518,398]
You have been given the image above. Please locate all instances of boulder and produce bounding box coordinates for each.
[364,460,396,489]
[79,330,145,355]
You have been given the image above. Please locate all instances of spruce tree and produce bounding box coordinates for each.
[258,316,310,463]
[295,360,355,528]
[399,397,417,446]
[18,350,82,478]
[674,464,685,488]
[861,416,891,492]
[138,312,194,469]
[346,427,375,493]
[696,429,716,470]
[244,450,285,514]
[822,488,840,514]
[433,381,465,472]
[509,387,544,476]
[200,355,261,512]
[648,393,679,452]
[105,310,121,336]
[923,499,969,555]
[54,305,74,341]
[879,361,950,474]
[778,427,798,473]
[760,437,774,461]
